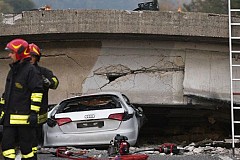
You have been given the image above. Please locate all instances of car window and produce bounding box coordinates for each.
[50,104,61,118]
[57,95,121,114]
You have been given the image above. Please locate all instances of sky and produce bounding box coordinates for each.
[32,0,191,11]
[32,0,147,10]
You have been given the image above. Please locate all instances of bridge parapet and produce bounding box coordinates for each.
[0,10,232,39]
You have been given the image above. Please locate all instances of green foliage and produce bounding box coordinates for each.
[1,0,36,13]
[183,0,227,14]
[183,0,240,14]
[232,0,240,9]
[0,1,14,13]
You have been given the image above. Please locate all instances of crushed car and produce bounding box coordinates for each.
[43,91,146,148]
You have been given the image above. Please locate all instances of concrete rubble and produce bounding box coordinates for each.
[35,140,240,159]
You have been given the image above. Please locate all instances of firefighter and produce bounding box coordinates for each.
[0,38,43,160]
[29,43,59,157]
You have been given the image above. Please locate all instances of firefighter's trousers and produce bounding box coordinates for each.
[33,124,44,148]
[2,126,36,160]
[32,124,44,159]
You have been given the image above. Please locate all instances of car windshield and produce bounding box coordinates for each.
[57,95,122,114]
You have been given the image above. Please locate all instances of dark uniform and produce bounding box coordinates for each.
[1,58,43,160]
[0,38,43,160]
[28,43,59,156]
[35,64,58,124]
[32,63,59,150]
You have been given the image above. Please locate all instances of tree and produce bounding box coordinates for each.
[0,0,13,13]
[183,0,227,14]
[232,0,240,9]
[183,0,240,14]
[2,0,36,13]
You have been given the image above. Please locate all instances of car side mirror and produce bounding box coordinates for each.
[138,107,143,113]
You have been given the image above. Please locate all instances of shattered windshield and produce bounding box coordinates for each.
[57,95,121,113]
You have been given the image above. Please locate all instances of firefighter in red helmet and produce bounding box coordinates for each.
[29,43,59,158]
[0,38,43,160]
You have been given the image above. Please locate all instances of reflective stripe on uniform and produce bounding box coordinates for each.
[32,146,38,153]
[10,114,29,124]
[0,111,4,118]
[3,149,16,159]
[52,77,59,89]
[22,151,34,158]
[31,105,40,112]
[31,93,43,103]
[0,98,4,104]
[38,112,47,124]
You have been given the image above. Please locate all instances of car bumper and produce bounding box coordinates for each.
[44,129,138,147]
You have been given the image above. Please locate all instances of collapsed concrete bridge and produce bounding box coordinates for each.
[0,9,240,143]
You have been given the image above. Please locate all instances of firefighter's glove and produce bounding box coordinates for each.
[28,111,38,126]
[42,75,51,88]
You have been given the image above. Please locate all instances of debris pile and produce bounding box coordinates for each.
[38,139,240,159]
[131,139,240,157]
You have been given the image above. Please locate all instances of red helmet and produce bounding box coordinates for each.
[5,38,30,61]
[29,43,41,62]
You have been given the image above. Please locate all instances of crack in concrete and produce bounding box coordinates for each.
[94,63,184,90]
[66,55,83,67]
[94,64,184,77]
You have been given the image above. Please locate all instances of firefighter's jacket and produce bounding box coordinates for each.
[34,63,59,124]
[2,58,43,126]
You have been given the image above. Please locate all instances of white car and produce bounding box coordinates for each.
[43,92,146,148]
